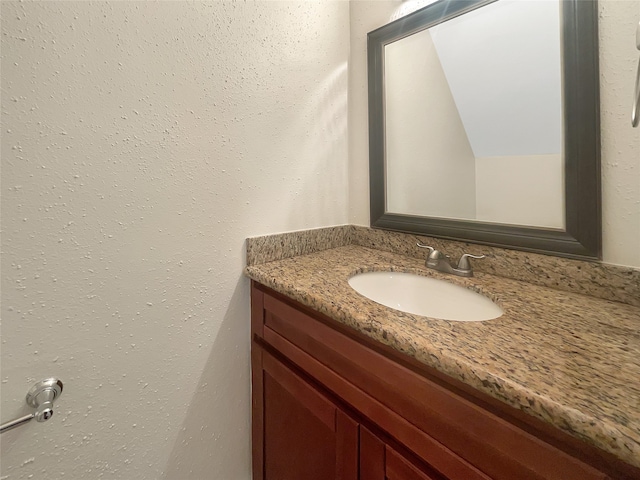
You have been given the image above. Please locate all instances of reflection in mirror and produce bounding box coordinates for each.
[368,0,601,259]
[385,0,564,228]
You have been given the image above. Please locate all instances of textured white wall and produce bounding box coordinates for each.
[349,0,640,268]
[348,0,397,225]
[599,0,640,267]
[1,2,349,479]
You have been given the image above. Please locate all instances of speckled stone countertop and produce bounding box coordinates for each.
[245,245,640,469]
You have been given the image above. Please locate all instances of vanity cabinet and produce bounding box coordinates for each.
[258,348,359,479]
[254,343,442,480]
[251,281,638,480]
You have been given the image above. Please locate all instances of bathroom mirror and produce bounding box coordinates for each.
[368,0,601,259]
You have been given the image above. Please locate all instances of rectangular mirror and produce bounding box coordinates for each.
[368,0,601,259]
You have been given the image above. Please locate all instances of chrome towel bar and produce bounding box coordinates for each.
[0,378,63,434]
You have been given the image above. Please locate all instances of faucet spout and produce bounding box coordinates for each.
[426,250,454,272]
[417,243,484,277]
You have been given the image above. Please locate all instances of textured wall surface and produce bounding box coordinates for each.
[349,0,640,268]
[599,0,640,267]
[0,2,349,479]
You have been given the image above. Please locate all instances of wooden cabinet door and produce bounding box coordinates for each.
[360,426,443,480]
[254,347,359,480]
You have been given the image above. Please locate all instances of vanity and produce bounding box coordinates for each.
[246,227,640,480]
[246,0,639,476]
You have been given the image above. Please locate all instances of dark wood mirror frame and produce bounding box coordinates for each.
[368,0,601,260]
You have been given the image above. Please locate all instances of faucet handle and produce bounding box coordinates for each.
[457,253,485,271]
[417,243,447,260]
[416,243,435,254]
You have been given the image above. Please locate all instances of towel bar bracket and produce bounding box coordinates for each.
[0,378,63,434]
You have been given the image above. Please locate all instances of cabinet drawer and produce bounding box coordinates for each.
[255,285,610,480]
[261,327,490,480]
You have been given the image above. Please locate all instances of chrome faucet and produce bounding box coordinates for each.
[417,243,485,277]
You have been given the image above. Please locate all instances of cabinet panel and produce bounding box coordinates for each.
[386,447,439,480]
[360,425,385,479]
[257,348,358,480]
[360,426,441,480]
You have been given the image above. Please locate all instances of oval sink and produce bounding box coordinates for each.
[348,271,503,322]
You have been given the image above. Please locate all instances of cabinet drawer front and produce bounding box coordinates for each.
[262,327,491,480]
[259,288,609,480]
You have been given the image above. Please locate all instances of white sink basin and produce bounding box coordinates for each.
[348,271,503,322]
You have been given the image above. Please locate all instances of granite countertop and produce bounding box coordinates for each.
[245,244,640,469]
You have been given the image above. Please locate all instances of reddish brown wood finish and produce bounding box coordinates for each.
[262,294,608,480]
[251,287,265,480]
[251,281,640,480]
[360,427,386,479]
[336,412,360,480]
[360,426,441,480]
[386,446,439,480]
[262,325,491,480]
[259,348,359,480]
